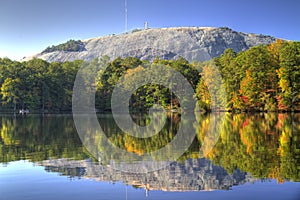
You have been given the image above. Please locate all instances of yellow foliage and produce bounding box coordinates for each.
[0,124,20,145]
[124,65,144,78]
[267,39,284,62]
[124,141,144,156]
[278,129,290,156]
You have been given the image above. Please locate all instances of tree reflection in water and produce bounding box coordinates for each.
[0,113,299,190]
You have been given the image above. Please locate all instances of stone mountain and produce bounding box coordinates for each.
[25,27,277,62]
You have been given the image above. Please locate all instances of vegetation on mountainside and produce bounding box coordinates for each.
[42,39,86,53]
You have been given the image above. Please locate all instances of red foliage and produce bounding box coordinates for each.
[240,95,248,104]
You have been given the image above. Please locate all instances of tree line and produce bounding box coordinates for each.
[0,40,299,113]
[0,58,82,112]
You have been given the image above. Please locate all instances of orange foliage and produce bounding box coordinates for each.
[124,65,144,78]
[268,166,285,184]
[276,114,288,129]
[124,141,145,156]
[242,119,249,128]
[275,95,289,111]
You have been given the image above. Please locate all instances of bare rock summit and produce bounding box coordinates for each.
[26,27,277,62]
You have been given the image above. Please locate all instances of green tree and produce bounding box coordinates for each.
[0,78,22,111]
[278,42,300,111]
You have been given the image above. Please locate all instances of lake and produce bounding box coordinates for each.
[0,113,299,200]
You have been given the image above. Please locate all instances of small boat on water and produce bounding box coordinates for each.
[19,109,30,115]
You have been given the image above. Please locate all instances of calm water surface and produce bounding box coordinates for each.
[0,113,299,200]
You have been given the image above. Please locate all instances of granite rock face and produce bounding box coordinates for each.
[26,27,276,62]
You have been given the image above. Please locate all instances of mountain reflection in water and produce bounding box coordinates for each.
[40,158,252,192]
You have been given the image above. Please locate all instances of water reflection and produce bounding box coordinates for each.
[40,158,252,191]
[0,113,299,191]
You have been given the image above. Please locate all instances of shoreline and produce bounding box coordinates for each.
[0,109,299,115]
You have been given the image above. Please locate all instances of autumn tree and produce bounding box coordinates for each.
[278,42,300,111]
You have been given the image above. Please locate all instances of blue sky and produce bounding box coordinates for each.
[0,0,299,60]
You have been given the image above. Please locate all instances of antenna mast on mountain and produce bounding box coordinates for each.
[125,0,128,32]
[144,21,149,29]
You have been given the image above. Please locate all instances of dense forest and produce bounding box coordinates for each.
[0,40,299,113]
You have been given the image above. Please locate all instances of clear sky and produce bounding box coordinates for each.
[1,0,299,60]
